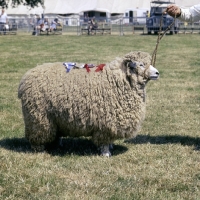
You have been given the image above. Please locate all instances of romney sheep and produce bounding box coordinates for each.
[18,51,159,156]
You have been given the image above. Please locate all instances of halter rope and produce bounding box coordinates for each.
[151,12,177,67]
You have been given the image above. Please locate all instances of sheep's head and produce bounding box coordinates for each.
[122,51,159,84]
[128,61,159,81]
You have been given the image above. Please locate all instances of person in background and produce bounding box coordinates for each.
[34,15,43,36]
[91,17,98,29]
[0,7,8,34]
[49,18,58,32]
[43,18,50,32]
[165,4,200,22]
[39,18,50,32]
[146,10,150,18]
[87,16,98,35]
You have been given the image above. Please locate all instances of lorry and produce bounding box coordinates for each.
[146,0,178,34]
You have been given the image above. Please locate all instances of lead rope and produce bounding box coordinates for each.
[151,12,177,67]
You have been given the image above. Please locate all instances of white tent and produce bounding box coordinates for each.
[43,0,150,14]
[5,0,200,16]
[5,0,150,16]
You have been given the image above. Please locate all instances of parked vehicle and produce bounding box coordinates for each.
[146,0,178,34]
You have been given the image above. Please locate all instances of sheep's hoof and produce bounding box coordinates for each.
[99,145,111,157]
[101,152,111,157]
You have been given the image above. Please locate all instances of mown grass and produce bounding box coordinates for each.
[0,33,199,200]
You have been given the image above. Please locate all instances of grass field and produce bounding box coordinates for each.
[0,33,199,200]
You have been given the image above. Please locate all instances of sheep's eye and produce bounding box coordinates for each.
[129,62,137,69]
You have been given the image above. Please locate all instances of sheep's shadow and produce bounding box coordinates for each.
[0,137,128,156]
[125,134,200,150]
[1,134,198,156]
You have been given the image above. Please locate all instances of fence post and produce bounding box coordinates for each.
[77,18,79,35]
[120,18,124,36]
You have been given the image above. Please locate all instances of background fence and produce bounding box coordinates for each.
[5,16,200,35]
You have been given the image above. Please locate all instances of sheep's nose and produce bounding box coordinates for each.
[156,72,159,75]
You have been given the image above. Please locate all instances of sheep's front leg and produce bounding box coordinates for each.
[92,131,113,157]
[99,145,111,157]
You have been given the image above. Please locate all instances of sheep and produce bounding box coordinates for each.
[18,51,159,156]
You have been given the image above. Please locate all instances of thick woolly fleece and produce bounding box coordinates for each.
[18,51,151,151]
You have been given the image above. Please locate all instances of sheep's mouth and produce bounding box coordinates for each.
[149,75,159,80]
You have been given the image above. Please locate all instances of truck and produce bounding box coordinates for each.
[146,0,178,34]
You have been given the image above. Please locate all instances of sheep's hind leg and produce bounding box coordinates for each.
[24,119,58,152]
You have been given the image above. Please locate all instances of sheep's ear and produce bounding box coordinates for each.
[128,61,137,69]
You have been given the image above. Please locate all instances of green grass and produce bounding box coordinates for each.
[0,33,200,200]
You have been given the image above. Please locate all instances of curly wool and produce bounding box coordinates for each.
[18,51,151,150]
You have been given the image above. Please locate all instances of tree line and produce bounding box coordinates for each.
[0,0,43,8]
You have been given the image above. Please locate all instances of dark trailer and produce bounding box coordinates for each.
[146,0,178,34]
